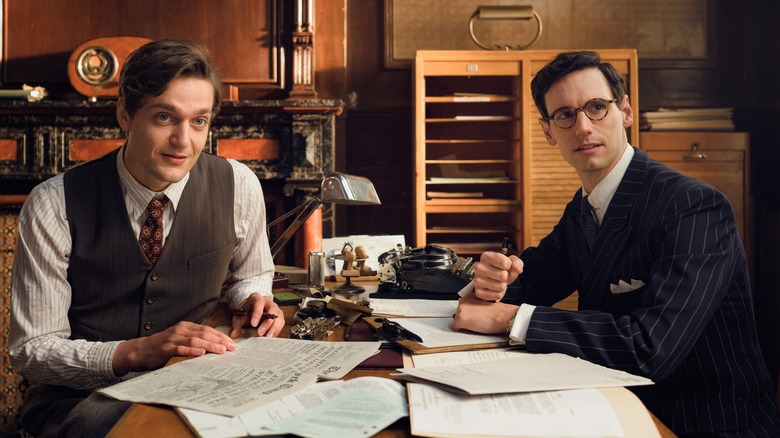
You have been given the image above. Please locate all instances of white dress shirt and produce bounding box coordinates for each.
[9,147,274,389]
[509,145,635,345]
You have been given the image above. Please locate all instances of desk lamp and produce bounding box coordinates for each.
[268,173,381,259]
[468,5,543,50]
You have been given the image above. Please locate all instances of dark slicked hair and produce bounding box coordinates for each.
[118,39,222,118]
[531,51,626,119]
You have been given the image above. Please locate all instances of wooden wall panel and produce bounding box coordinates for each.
[2,0,282,93]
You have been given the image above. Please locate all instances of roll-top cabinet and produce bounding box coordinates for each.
[413,50,639,258]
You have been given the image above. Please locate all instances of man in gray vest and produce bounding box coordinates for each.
[9,39,283,437]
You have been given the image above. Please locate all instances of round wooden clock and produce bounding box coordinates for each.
[67,36,153,99]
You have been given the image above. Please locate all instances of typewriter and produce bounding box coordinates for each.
[372,245,474,300]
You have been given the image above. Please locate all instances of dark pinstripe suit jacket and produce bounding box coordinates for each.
[505,148,780,435]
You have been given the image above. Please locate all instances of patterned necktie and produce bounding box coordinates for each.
[139,196,168,264]
[581,195,598,250]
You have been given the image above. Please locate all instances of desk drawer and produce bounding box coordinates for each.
[641,131,748,152]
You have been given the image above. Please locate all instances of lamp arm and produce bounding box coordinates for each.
[268,197,322,258]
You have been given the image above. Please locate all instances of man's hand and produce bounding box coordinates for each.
[472,251,524,302]
[113,321,238,376]
[452,293,519,335]
[230,293,285,339]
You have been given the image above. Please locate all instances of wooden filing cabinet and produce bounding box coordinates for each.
[640,131,751,263]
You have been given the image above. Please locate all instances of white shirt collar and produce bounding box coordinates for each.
[116,145,189,220]
[582,145,634,224]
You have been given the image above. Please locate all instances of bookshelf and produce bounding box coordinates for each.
[413,50,640,258]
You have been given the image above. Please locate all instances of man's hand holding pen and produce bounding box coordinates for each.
[230,292,285,339]
[452,247,524,335]
[471,250,524,302]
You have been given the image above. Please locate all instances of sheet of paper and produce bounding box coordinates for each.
[98,337,380,417]
[387,317,507,347]
[370,299,458,317]
[259,377,408,438]
[395,352,653,395]
[408,384,624,438]
[177,409,250,438]
[411,348,530,368]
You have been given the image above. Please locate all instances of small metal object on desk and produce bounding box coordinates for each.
[308,251,326,290]
[375,318,423,343]
[289,315,341,340]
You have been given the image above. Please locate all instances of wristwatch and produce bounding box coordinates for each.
[506,311,517,336]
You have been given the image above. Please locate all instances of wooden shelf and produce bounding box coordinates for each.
[425,95,516,103]
[413,49,640,257]
[425,116,515,123]
[427,226,516,234]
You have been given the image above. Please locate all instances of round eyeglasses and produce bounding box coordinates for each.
[545,98,618,129]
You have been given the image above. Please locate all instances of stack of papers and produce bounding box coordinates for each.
[394,352,653,395]
[401,350,658,438]
[640,107,734,131]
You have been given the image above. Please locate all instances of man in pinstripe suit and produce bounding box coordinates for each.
[452,51,780,436]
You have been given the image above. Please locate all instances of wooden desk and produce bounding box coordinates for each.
[108,300,676,438]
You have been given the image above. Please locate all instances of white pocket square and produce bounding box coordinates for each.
[610,279,646,294]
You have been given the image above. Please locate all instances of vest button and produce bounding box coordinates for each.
[151,272,159,281]
[144,322,152,330]
[146,297,155,305]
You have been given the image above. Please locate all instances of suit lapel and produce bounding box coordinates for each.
[579,149,650,289]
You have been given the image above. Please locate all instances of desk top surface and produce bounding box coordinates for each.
[108,296,675,438]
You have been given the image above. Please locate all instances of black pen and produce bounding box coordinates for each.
[500,236,510,256]
[232,310,278,322]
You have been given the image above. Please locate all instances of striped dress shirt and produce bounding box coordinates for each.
[9,148,274,389]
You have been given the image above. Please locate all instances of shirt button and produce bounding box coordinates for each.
[144,322,152,330]
[146,297,155,305]
[151,273,159,281]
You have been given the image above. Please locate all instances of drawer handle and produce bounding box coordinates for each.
[683,152,708,160]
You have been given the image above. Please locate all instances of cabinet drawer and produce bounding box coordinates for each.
[424,61,520,76]
[647,150,743,163]
[641,132,748,152]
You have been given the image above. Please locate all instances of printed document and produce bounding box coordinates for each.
[395,352,653,395]
[411,348,530,367]
[369,298,458,317]
[98,337,380,416]
[177,376,407,438]
[408,384,624,438]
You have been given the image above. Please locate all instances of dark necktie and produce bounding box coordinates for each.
[139,196,168,264]
[581,195,598,250]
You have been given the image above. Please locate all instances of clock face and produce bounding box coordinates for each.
[67,36,153,99]
[75,46,118,86]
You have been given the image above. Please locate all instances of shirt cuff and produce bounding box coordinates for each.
[508,304,536,346]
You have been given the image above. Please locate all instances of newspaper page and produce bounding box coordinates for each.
[98,337,380,417]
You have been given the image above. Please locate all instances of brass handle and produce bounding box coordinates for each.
[683,152,708,160]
